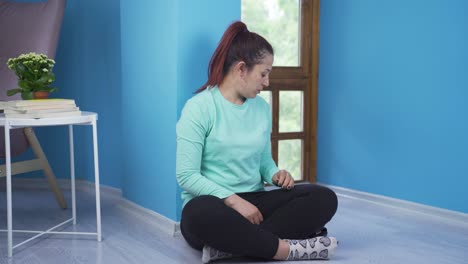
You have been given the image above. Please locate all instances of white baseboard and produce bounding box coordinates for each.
[0,178,180,236]
[116,199,180,237]
[323,183,468,227]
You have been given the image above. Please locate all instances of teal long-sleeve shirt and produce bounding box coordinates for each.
[176,87,279,207]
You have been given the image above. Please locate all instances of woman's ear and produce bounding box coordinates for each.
[234,61,247,78]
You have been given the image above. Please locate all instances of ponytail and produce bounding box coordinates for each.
[196,21,273,93]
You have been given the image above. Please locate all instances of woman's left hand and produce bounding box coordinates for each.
[272,170,295,190]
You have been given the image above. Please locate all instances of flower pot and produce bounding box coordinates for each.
[21,91,34,100]
[33,91,50,99]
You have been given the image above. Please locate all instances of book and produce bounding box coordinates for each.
[4,106,80,114]
[4,110,82,119]
[3,104,79,111]
[0,99,76,109]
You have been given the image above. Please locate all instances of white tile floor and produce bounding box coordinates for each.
[1,181,467,264]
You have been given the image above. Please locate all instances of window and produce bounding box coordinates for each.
[242,0,320,182]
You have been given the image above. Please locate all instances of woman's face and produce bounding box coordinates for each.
[240,54,273,99]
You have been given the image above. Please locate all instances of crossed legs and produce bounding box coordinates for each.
[180,184,338,260]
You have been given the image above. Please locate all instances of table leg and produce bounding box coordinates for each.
[92,119,102,241]
[4,123,13,257]
[69,125,76,224]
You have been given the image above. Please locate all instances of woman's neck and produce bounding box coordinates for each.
[218,77,245,105]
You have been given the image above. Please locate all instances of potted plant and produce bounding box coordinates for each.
[6,52,57,100]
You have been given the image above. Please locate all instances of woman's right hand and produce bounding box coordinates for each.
[224,194,264,225]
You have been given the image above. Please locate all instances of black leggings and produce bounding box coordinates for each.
[180,184,338,259]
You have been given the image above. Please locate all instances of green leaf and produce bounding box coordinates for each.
[16,64,26,76]
[7,88,22,96]
[18,80,33,90]
[21,91,34,100]
[37,73,55,85]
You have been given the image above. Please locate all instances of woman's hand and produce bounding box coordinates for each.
[272,170,295,190]
[224,194,263,225]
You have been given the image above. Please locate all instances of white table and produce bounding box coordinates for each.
[0,111,102,257]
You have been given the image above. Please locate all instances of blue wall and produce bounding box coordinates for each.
[28,0,240,221]
[37,0,238,220]
[120,0,179,220]
[39,0,123,189]
[318,0,468,213]
[120,0,239,220]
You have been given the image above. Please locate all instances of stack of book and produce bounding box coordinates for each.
[0,99,81,119]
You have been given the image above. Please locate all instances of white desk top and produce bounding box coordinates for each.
[0,111,98,128]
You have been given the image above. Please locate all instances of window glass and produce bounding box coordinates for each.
[242,0,301,67]
[279,90,303,132]
[258,90,272,106]
[278,139,302,180]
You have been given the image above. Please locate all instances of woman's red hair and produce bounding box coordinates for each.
[196,21,273,93]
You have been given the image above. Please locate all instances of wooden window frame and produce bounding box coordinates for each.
[266,0,320,183]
